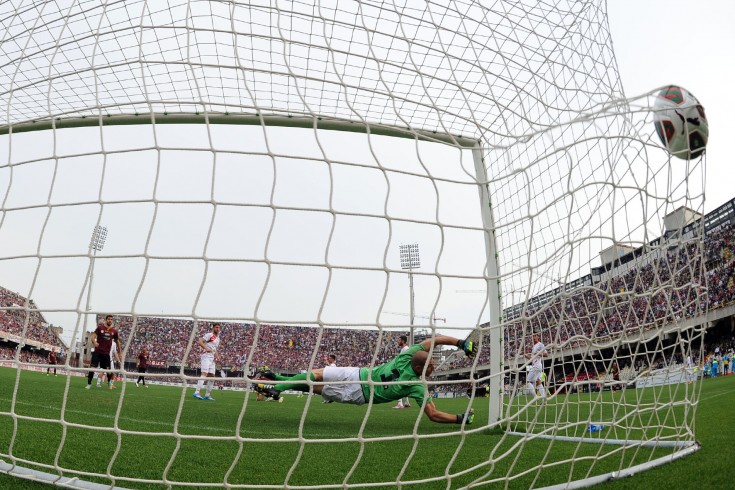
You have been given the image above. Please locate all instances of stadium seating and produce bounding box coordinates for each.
[0,224,733,376]
[107,316,408,373]
[0,286,63,349]
[441,223,735,372]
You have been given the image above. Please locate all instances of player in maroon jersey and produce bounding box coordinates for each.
[136,347,149,387]
[86,315,122,390]
[47,349,57,376]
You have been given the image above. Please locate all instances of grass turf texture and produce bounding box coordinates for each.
[0,368,728,489]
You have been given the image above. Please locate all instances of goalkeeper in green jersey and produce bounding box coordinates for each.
[256,335,477,425]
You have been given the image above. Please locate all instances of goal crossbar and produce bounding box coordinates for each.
[0,112,479,148]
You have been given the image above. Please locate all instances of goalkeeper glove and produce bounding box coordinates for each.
[457,339,477,358]
[456,408,475,425]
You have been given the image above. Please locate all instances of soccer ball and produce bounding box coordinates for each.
[653,85,708,160]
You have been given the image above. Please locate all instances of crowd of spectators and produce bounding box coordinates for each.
[1,221,734,380]
[107,315,409,373]
[112,230,727,376]
[0,286,64,349]
[442,222,735,372]
[0,344,50,364]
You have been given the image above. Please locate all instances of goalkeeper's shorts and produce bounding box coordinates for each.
[321,367,365,405]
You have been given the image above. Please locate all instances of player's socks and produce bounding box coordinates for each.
[538,385,547,398]
[526,382,535,396]
[206,379,214,395]
[274,373,315,393]
[196,379,205,392]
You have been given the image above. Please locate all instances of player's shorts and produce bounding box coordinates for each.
[321,366,365,405]
[90,351,111,370]
[200,355,216,375]
[527,367,542,384]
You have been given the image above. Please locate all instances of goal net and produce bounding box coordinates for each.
[0,0,705,488]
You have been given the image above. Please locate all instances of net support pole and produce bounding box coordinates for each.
[472,143,503,426]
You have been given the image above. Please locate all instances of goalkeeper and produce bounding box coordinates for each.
[256,335,477,425]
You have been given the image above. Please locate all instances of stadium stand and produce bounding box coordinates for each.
[0,344,48,364]
[0,286,64,350]
[0,200,734,385]
[104,316,409,374]
[439,216,734,374]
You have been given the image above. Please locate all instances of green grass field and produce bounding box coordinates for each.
[0,369,731,489]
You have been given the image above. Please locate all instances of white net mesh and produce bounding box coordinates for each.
[0,1,705,488]
[0,0,620,134]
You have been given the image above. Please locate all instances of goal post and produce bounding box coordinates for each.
[471,143,504,428]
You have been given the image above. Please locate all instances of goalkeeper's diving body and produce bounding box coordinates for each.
[256,335,477,425]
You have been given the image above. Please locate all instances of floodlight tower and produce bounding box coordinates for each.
[82,226,108,338]
[399,243,420,345]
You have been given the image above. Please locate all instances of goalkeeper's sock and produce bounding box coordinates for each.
[275,373,315,392]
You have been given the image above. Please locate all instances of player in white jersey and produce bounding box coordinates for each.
[685,354,694,384]
[525,334,547,399]
[110,341,121,387]
[393,335,412,409]
[193,323,221,401]
[97,340,122,388]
